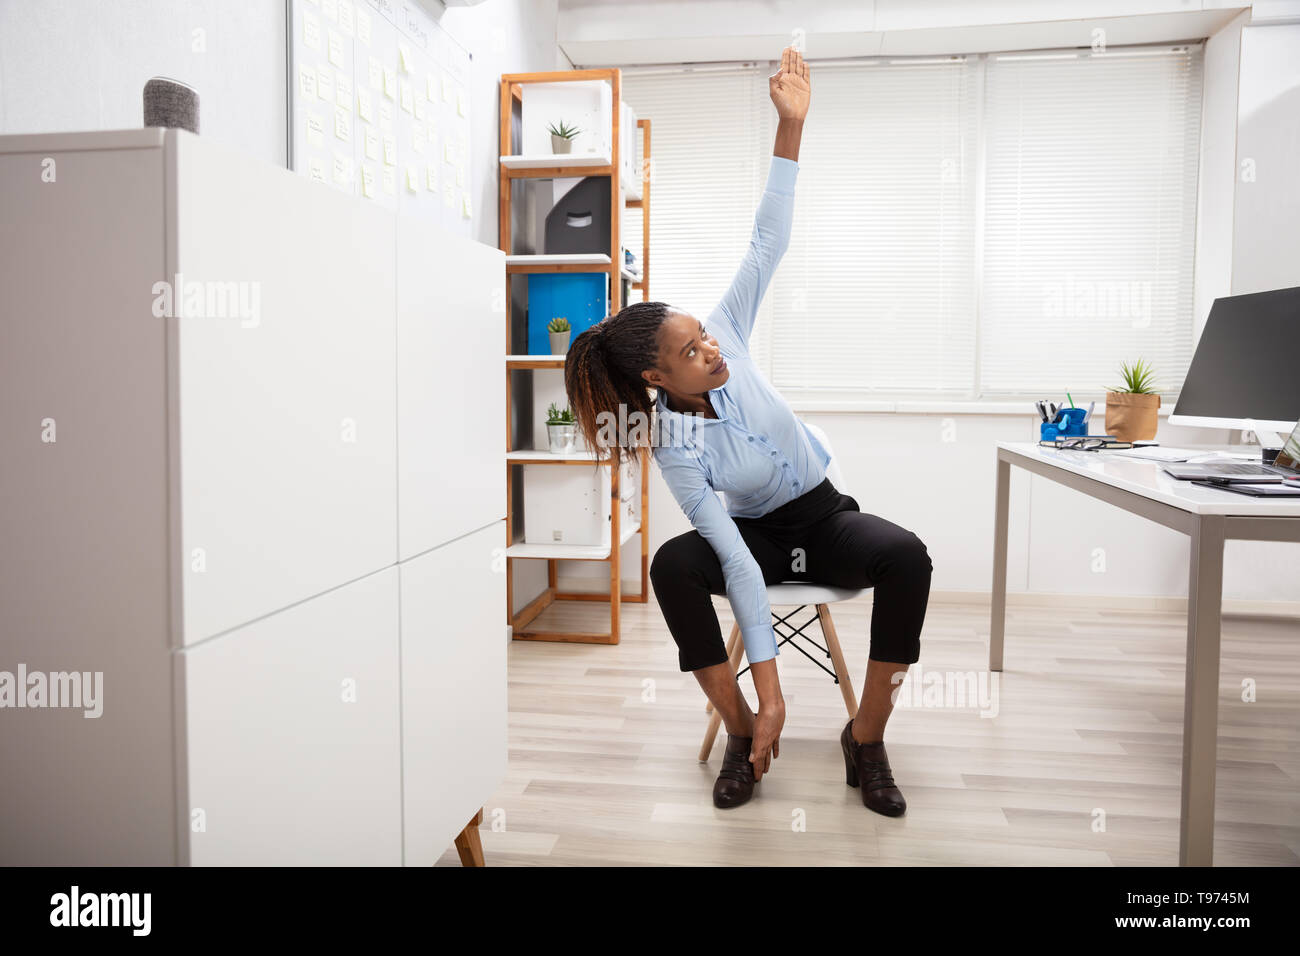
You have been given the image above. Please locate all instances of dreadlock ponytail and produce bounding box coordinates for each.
[563,301,672,469]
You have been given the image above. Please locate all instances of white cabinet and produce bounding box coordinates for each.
[396,213,506,560]
[398,523,506,865]
[0,128,506,865]
[171,132,399,645]
[179,569,403,866]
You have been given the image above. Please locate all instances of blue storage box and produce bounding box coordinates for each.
[527,273,607,355]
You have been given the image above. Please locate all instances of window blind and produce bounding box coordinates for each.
[767,58,977,397]
[621,44,1203,403]
[979,46,1203,398]
[619,67,771,329]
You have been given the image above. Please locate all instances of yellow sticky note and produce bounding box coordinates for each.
[383,67,396,99]
[456,88,466,117]
[298,65,316,99]
[427,73,437,101]
[364,127,379,160]
[414,97,426,121]
[368,56,382,90]
[444,184,456,208]
[383,133,396,166]
[335,72,352,110]
[382,167,396,194]
[444,140,455,163]
[323,0,337,20]
[357,88,373,122]
[357,8,371,45]
[306,111,324,148]
[333,106,351,143]
[462,193,472,219]
[332,152,350,186]
[303,12,320,50]
[426,163,438,192]
[317,68,333,103]
[399,43,412,73]
[327,29,344,68]
[338,0,354,36]
[400,81,413,114]
[308,157,327,183]
[411,126,424,153]
[455,163,464,187]
[405,165,418,192]
[361,166,376,198]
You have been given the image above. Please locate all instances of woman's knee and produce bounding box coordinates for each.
[650,533,706,587]
[884,529,933,579]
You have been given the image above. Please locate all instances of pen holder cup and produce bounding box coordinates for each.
[1040,407,1088,442]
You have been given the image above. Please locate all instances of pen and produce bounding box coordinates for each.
[1083,400,1095,424]
[1067,391,1075,409]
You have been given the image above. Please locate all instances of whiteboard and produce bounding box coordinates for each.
[288,0,473,237]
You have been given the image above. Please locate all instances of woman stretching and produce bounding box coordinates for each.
[564,46,933,814]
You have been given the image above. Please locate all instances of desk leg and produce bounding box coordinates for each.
[989,456,1010,672]
[1180,514,1224,867]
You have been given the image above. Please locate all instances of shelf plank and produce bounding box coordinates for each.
[506,448,614,464]
[505,520,640,560]
[499,152,612,170]
[506,354,566,368]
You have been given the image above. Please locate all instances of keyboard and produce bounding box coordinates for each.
[1106,446,1206,462]
[1197,462,1282,476]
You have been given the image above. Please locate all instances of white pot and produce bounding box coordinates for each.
[548,330,571,354]
[546,423,576,454]
[550,134,574,154]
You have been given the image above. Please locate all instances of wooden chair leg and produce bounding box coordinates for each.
[706,621,741,713]
[453,807,485,867]
[698,621,746,761]
[817,604,859,718]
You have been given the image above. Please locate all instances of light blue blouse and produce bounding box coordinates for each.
[652,155,830,665]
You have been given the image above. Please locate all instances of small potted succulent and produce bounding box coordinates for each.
[547,316,571,354]
[1104,358,1161,442]
[546,401,577,454]
[548,119,581,154]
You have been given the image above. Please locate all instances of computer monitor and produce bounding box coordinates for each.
[1168,285,1300,446]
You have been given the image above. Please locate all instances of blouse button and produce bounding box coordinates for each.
[746,436,754,442]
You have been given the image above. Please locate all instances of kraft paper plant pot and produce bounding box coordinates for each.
[548,330,571,354]
[550,134,574,153]
[547,423,576,454]
[1104,391,1161,442]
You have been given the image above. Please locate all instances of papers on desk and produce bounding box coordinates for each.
[1104,446,1200,462]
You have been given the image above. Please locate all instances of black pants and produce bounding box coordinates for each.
[650,476,933,672]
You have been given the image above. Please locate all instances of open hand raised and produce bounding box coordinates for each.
[769,45,810,121]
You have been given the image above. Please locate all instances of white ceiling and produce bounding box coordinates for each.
[556,0,1249,65]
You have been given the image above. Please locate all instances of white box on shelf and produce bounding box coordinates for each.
[620,100,640,198]
[521,80,612,158]
[522,454,639,547]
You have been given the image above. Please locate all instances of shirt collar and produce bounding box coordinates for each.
[656,379,728,423]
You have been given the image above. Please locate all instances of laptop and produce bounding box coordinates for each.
[1163,417,1300,483]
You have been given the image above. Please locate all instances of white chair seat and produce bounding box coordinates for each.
[765,581,868,605]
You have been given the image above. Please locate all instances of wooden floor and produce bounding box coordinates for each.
[436,593,1300,866]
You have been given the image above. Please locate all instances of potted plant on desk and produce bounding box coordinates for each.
[547,316,571,354]
[1104,358,1161,442]
[548,120,581,154]
[546,402,577,454]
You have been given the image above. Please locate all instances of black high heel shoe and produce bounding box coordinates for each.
[841,719,906,816]
[713,733,757,808]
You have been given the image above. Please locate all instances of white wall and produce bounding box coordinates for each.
[1231,21,1300,295]
[0,0,570,249]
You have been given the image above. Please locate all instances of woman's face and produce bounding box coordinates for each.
[642,310,730,399]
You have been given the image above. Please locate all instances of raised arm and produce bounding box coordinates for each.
[714,47,810,353]
[655,446,779,665]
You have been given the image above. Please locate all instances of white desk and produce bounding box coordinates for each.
[989,441,1300,867]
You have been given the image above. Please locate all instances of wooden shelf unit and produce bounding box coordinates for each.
[499,68,652,645]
